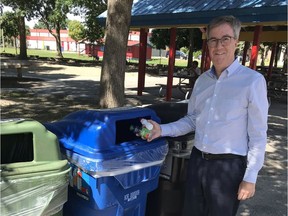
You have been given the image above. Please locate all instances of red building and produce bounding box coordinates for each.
[85,41,152,60]
[27,29,79,51]
[85,31,153,60]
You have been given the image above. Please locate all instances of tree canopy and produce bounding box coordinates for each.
[68,20,85,43]
[33,21,47,29]
[71,0,106,44]
[1,11,19,40]
[68,20,85,52]
[150,28,202,51]
[150,28,203,67]
[30,0,73,58]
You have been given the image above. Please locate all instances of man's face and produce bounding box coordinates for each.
[207,23,238,72]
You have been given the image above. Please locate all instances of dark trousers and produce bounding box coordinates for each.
[182,147,247,216]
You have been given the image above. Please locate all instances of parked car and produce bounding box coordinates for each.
[166,50,187,60]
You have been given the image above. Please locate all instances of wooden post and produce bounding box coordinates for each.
[137,28,148,96]
[242,41,250,66]
[268,42,277,79]
[249,25,262,70]
[274,43,280,67]
[204,44,211,71]
[200,29,207,73]
[166,27,177,101]
[201,40,207,73]
[16,64,22,78]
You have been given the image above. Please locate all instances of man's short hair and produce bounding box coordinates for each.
[207,15,241,39]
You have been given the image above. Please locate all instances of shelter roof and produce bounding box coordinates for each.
[98,0,287,29]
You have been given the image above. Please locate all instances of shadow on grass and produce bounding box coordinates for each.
[1,79,100,122]
[1,78,167,122]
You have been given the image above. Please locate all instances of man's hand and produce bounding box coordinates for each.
[237,181,255,200]
[146,120,161,142]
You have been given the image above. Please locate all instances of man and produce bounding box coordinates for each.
[189,60,201,77]
[188,60,201,88]
[147,15,268,216]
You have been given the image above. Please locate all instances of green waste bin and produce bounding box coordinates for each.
[0,119,71,216]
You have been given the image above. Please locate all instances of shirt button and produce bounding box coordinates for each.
[214,94,217,97]
[207,121,210,124]
[204,134,207,137]
[210,107,214,110]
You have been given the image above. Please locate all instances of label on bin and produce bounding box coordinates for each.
[70,167,90,198]
[124,190,140,202]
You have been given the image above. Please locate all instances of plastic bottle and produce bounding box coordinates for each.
[139,119,153,140]
[140,119,153,130]
[130,119,153,140]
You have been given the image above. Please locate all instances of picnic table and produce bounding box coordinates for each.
[255,66,287,99]
[1,62,23,78]
[1,61,31,78]
[157,71,197,99]
[267,78,287,99]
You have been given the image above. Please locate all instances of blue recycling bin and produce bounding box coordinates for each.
[44,107,168,216]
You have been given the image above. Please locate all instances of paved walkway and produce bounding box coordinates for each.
[1,59,287,216]
[1,58,188,105]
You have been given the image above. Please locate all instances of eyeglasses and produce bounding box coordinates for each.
[207,36,235,48]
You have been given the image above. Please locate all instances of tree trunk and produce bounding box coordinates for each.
[55,23,63,58]
[274,44,280,67]
[261,47,265,66]
[187,28,194,68]
[14,37,18,55]
[2,29,5,52]
[18,16,27,59]
[76,42,79,55]
[99,0,133,108]
[43,21,63,58]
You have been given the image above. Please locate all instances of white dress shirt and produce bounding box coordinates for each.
[161,59,269,183]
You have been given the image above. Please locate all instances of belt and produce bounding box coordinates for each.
[194,147,246,160]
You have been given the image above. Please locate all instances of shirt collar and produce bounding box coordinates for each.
[226,59,241,77]
[209,58,241,78]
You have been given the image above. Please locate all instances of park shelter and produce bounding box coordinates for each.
[98,0,287,101]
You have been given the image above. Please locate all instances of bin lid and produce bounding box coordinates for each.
[1,118,62,164]
[44,107,162,159]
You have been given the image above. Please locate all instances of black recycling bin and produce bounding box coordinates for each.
[146,102,194,216]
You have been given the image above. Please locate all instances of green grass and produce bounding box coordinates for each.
[1,47,190,67]
[128,57,190,67]
[2,47,283,68]
[1,47,94,61]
